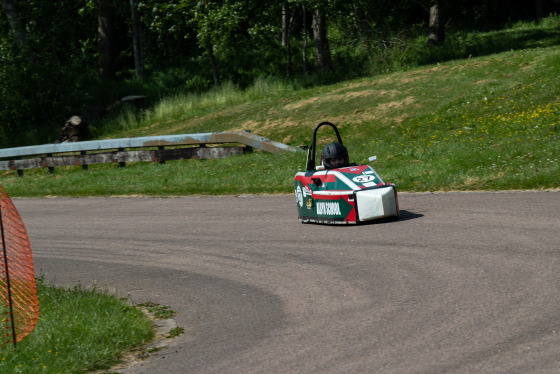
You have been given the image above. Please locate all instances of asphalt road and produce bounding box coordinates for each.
[14,191,560,374]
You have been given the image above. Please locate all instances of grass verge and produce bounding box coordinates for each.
[0,279,154,374]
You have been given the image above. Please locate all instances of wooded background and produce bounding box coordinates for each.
[1,0,558,148]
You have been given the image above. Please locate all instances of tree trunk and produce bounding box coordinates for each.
[302,4,308,75]
[282,4,289,48]
[130,0,144,78]
[428,3,445,46]
[1,0,27,50]
[536,0,545,20]
[98,1,116,79]
[312,7,332,71]
[282,4,296,77]
[208,46,220,88]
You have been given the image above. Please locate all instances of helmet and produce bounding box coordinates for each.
[321,142,349,169]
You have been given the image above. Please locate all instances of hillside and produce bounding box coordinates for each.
[106,46,559,148]
[3,46,559,196]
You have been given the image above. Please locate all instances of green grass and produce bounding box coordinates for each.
[0,279,154,374]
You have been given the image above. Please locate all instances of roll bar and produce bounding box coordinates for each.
[305,121,343,171]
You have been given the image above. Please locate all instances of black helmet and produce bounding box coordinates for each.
[322,142,349,169]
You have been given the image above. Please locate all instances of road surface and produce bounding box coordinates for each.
[14,191,560,373]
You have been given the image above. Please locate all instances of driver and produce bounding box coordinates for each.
[322,142,349,169]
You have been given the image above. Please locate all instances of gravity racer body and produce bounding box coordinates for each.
[294,122,399,224]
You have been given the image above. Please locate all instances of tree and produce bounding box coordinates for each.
[1,0,26,50]
[189,1,246,87]
[0,1,101,146]
[279,1,310,76]
[301,3,309,75]
[130,0,144,77]
[282,3,297,77]
[311,5,332,71]
[98,1,117,79]
[428,2,445,46]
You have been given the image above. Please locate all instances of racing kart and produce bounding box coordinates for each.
[294,121,399,224]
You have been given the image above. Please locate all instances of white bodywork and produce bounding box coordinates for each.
[356,187,399,221]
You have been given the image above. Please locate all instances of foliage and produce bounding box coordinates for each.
[0,1,99,147]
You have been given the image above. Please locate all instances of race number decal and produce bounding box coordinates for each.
[352,175,375,183]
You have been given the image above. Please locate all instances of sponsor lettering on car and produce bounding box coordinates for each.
[316,201,341,216]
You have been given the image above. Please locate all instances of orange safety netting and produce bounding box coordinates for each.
[0,184,39,347]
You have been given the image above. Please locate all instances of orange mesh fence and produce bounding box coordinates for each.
[0,184,39,347]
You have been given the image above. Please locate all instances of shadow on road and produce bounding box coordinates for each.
[397,209,424,222]
[352,209,423,226]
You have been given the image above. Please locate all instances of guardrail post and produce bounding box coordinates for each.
[158,146,165,164]
[81,151,88,170]
[16,157,23,177]
[118,148,126,168]
[47,153,55,174]
[243,130,253,153]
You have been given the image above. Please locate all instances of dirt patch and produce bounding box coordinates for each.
[393,113,411,124]
[399,75,427,84]
[284,97,321,111]
[328,81,377,94]
[235,120,261,132]
[377,96,415,110]
[232,118,307,136]
[283,89,401,112]
[342,90,400,100]
[426,65,449,73]
[282,135,295,144]
[457,60,493,71]
[329,111,379,126]
[464,176,480,186]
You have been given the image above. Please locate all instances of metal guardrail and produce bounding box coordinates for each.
[0,131,298,176]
